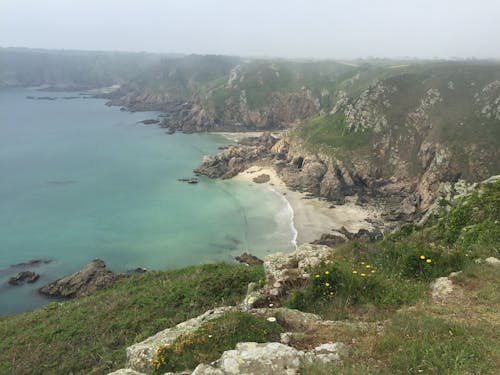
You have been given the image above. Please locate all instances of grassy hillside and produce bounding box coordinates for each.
[0,181,497,374]
[0,264,264,375]
[294,61,500,183]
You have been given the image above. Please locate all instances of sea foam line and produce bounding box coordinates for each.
[268,185,298,249]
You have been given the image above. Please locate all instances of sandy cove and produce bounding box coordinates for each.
[233,165,381,245]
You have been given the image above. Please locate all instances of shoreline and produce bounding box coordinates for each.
[211,131,284,143]
[233,165,381,245]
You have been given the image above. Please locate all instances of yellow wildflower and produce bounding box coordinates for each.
[426,259,432,263]
[465,253,469,257]
[366,264,371,269]
[420,255,426,260]
[371,270,376,273]
[315,274,320,278]
[361,261,365,265]
[325,271,330,275]
[361,273,366,277]
[352,270,358,274]
[325,282,330,287]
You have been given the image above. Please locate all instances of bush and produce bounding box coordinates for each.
[286,260,425,314]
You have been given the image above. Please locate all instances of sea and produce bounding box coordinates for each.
[0,88,295,315]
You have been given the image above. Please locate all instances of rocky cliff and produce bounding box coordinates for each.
[196,62,500,223]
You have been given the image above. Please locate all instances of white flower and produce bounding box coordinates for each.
[267,317,277,322]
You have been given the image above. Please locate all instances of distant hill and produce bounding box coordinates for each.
[2,49,499,215]
[0,47,170,89]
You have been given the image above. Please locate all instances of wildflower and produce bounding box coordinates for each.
[325,271,330,275]
[426,259,432,263]
[361,273,366,277]
[208,334,213,338]
[366,264,371,269]
[371,270,376,273]
[465,253,469,257]
[329,291,335,296]
[352,270,358,274]
[267,317,277,322]
[325,282,330,287]
[420,255,426,260]
[269,303,274,307]
[361,261,365,265]
[315,274,320,278]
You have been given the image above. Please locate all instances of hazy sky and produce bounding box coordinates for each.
[1,0,499,59]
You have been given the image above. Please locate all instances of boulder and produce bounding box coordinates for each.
[252,174,270,183]
[234,253,264,266]
[126,306,236,374]
[8,271,40,286]
[107,369,145,375]
[485,257,500,266]
[194,342,304,375]
[38,259,119,298]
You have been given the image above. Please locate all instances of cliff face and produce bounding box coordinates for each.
[105,57,355,132]
[196,63,500,222]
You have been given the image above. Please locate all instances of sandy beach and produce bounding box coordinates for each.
[212,131,284,143]
[233,165,380,245]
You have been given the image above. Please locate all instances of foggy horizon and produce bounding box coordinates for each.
[1,0,500,60]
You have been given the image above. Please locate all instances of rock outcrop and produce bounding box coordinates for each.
[194,133,278,179]
[241,244,333,309]
[234,253,263,266]
[38,259,120,298]
[190,340,347,375]
[8,271,40,286]
[125,306,237,374]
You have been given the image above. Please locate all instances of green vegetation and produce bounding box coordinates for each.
[152,311,282,374]
[378,313,495,374]
[294,113,374,155]
[0,264,264,375]
[286,181,499,321]
[297,181,500,374]
[0,181,498,374]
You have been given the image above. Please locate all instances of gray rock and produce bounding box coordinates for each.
[38,259,120,298]
[126,306,236,373]
[107,369,145,375]
[8,271,40,286]
[431,277,454,301]
[312,342,348,364]
[485,257,500,266]
[205,342,304,375]
[191,364,225,375]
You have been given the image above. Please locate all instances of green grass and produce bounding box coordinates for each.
[152,311,283,373]
[285,180,500,321]
[379,313,495,374]
[295,113,374,155]
[0,263,264,375]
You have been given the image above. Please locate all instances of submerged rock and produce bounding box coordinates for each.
[11,259,51,268]
[38,259,120,299]
[8,271,40,286]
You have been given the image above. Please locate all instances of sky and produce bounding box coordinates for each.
[1,0,499,59]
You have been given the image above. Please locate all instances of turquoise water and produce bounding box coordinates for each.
[0,88,294,315]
